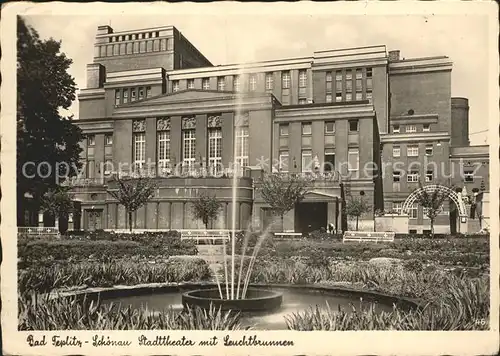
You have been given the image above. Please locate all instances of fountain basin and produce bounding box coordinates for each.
[182,288,283,312]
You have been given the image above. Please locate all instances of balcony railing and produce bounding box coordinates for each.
[61,177,106,187]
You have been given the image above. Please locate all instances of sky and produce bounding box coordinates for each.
[23,10,492,145]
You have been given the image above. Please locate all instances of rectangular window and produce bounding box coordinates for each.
[182,130,196,168]
[346,93,352,101]
[345,70,352,80]
[115,89,121,105]
[105,134,113,145]
[336,93,342,102]
[346,79,353,92]
[393,146,401,157]
[302,123,312,135]
[326,71,332,92]
[366,68,373,90]
[324,148,335,172]
[279,124,289,136]
[233,76,240,91]
[301,150,312,173]
[325,121,335,134]
[265,73,273,90]
[425,144,433,156]
[348,148,359,171]
[202,78,210,90]
[299,98,307,105]
[425,170,433,182]
[299,70,307,87]
[279,151,289,172]
[335,71,342,92]
[355,69,362,90]
[393,170,401,182]
[393,125,400,133]
[407,145,419,157]
[172,81,180,92]
[187,79,195,89]
[282,71,291,89]
[326,94,333,103]
[104,159,113,175]
[326,72,333,83]
[409,203,418,219]
[217,77,225,91]
[157,131,171,173]
[131,88,136,101]
[464,170,474,182]
[366,91,373,102]
[235,127,249,168]
[423,124,431,132]
[133,133,146,170]
[355,92,363,101]
[406,125,417,133]
[138,87,144,100]
[146,86,152,98]
[122,89,129,104]
[349,119,359,132]
[208,128,222,173]
[392,202,402,215]
[407,170,419,183]
[87,134,95,146]
[249,74,257,91]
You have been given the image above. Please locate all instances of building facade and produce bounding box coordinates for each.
[50,24,489,233]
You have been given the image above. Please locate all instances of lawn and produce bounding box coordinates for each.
[17,231,490,331]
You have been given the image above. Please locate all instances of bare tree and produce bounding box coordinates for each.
[259,173,313,231]
[345,197,371,231]
[192,193,223,229]
[107,175,156,232]
[414,182,450,236]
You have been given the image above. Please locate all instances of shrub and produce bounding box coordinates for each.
[284,276,489,331]
[19,258,211,295]
[19,293,243,330]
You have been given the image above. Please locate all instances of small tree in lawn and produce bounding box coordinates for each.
[414,182,450,237]
[107,175,156,232]
[192,193,223,229]
[259,173,313,231]
[345,197,371,231]
[40,187,75,231]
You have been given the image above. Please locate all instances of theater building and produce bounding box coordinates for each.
[55,24,488,233]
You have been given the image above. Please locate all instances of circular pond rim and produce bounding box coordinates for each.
[53,282,422,311]
[182,288,283,312]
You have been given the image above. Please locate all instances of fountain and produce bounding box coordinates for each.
[182,59,283,312]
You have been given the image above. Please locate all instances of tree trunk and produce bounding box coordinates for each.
[280,214,284,232]
[356,217,359,231]
[128,210,133,232]
[430,218,434,237]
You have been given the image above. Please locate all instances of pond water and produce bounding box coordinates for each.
[102,287,395,330]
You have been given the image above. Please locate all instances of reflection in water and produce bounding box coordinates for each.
[102,288,394,330]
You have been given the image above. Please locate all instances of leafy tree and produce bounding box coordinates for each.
[107,176,157,232]
[40,187,75,232]
[414,182,450,236]
[17,17,83,226]
[192,193,223,229]
[345,197,371,231]
[259,173,313,231]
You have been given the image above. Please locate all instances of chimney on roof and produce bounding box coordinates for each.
[388,50,400,61]
[97,25,113,35]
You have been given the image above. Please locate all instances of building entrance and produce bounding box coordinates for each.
[295,202,328,233]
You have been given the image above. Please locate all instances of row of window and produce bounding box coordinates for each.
[115,87,152,105]
[326,68,372,103]
[279,120,359,136]
[393,170,434,183]
[98,37,172,57]
[392,144,434,158]
[276,148,358,173]
[172,70,307,93]
[392,124,431,134]
[87,134,113,146]
[131,127,250,172]
[108,31,161,42]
